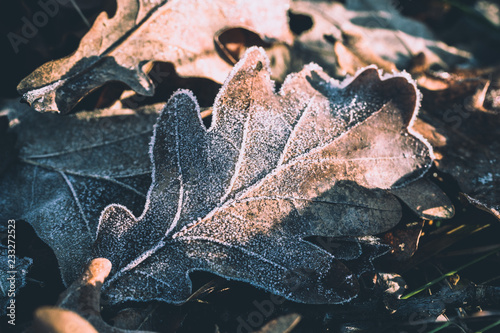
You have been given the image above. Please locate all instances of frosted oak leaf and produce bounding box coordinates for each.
[0,102,162,286]
[93,47,436,304]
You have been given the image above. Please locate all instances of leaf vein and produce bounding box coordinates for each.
[58,171,94,241]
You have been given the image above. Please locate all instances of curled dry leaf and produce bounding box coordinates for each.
[92,47,446,305]
[17,0,292,114]
[0,101,163,285]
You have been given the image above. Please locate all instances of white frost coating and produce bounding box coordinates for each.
[96,47,437,305]
[177,236,289,271]
[478,173,493,185]
[230,117,385,202]
[175,107,410,234]
[104,90,194,284]
[277,95,317,166]
[22,80,65,104]
[219,116,252,203]
[104,239,167,288]
[231,195,396,211]
[176,60,430,236]
[59,171,94,241]
[140,89,201,221]
[96,203,134,239]
[389,69,436,185]
[163,93,185,237]
[316,63,435,188]
[315,155,416,163]
[358,235,383,245]
[209,46,272,132]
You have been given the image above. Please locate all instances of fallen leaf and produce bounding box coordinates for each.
[391,177,454,219]
[311,236,390,278]
[407,66,500,218]
[290,0,471,77]
[93,47,440,305]
[32,258,155,332]
[381,220,424,262]
[17,0,292,114]
[414,113,500,219]
[0,101,163,285]
[253,313,301,333]
[415,66,500,115]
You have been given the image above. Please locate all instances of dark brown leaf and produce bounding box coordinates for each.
[381,220,424,262]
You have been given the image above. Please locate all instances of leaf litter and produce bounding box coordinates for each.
[91,47,448,305]
[2,0,500,331]
[16,0,292,114]
[289,0,472,78]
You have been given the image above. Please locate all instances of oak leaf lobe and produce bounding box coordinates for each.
[93,47,441,305]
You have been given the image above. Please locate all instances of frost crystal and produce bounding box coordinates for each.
[94,47,434,304]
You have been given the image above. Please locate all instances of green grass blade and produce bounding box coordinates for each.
[401,249,499,300]
[475,318,500,333]
[428,322,451,333]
